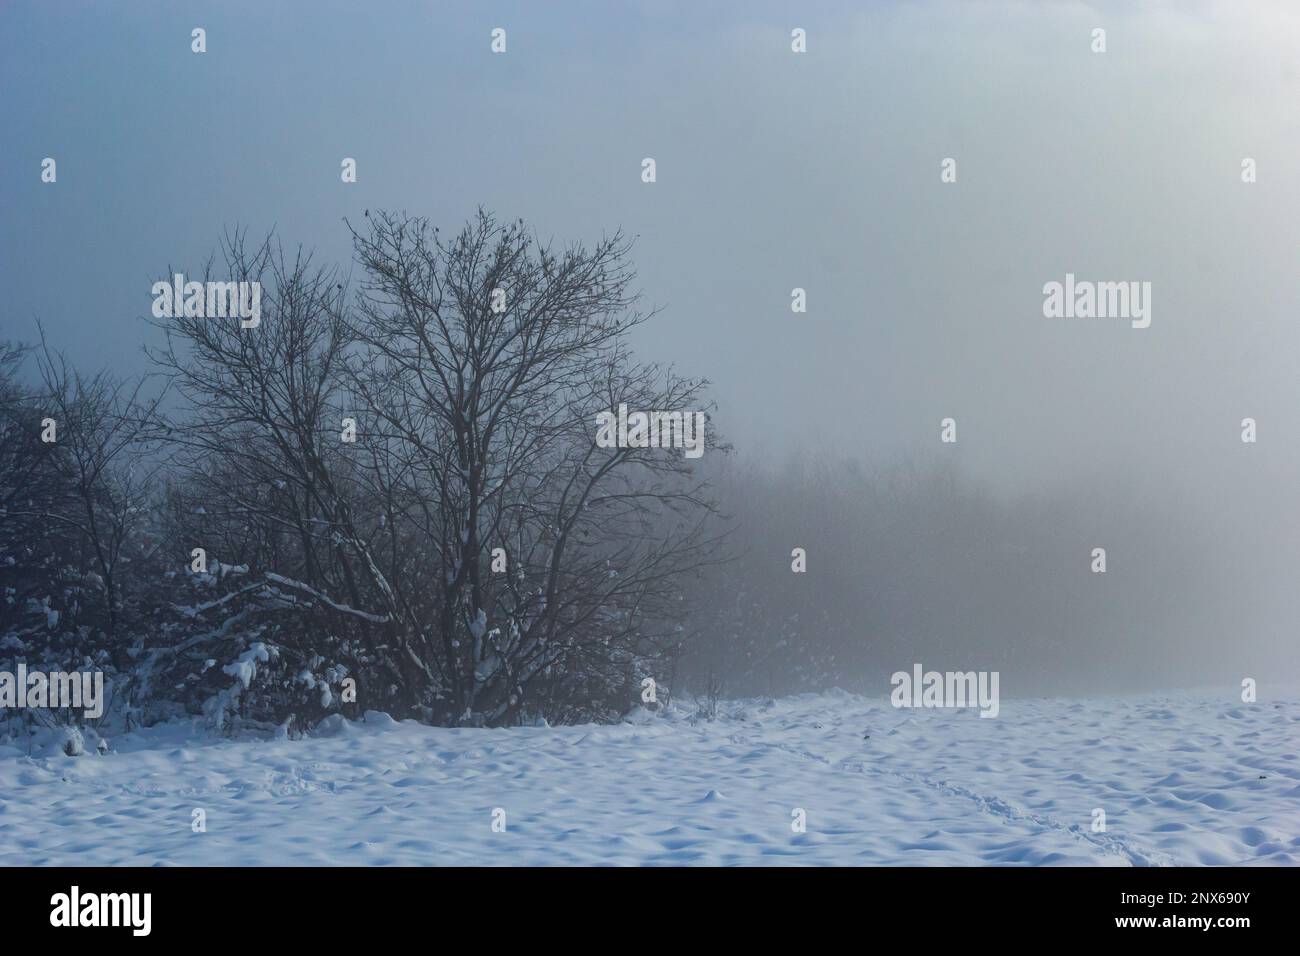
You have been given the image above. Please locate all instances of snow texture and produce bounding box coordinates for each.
[0,690,1295,866]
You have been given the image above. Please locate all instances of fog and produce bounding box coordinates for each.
[3,0,1297,695]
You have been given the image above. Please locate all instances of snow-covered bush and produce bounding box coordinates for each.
[2,211,728,734]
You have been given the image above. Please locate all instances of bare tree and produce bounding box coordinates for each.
[346,209,727,723]
[145,231,434,720]
[30,329,168,657]
[142,212,727,727]
[0,342,78,645]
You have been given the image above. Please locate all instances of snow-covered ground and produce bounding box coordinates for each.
[1,690,1296,866]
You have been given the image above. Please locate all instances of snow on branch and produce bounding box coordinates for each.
[263,573,391,624]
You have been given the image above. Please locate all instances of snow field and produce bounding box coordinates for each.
[0,690,1295,866]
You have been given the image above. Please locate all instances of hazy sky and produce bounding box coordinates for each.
[3,1,1299,617]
